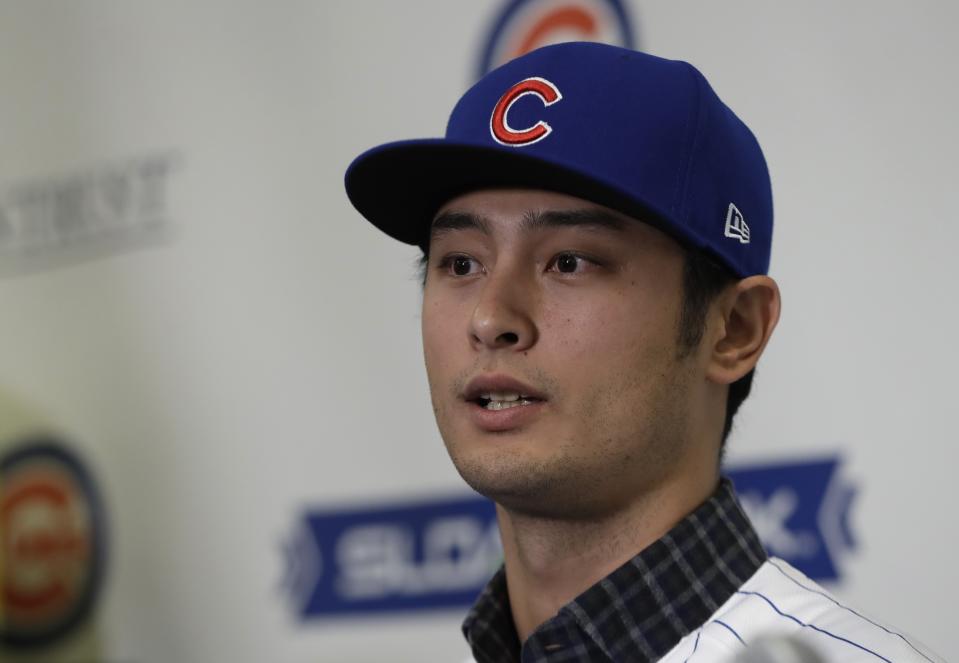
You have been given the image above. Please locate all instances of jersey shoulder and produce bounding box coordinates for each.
[661,558,944,663]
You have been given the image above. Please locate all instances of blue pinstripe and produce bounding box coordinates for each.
[681,630,702,663]
[767,560,934,663]
[736,590,892,662]
[713,619,746,647]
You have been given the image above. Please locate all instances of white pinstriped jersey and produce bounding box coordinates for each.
[462,480,945,663]
[658,557,944,662]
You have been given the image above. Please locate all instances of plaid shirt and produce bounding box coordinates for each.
[462,478,767,663]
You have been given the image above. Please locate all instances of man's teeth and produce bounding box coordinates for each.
[484,399,534,410]
[480,391,536,410]
[483,391,521,402]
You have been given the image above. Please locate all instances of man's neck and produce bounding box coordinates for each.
[496,475,717,643]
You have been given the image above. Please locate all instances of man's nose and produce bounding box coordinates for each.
[468,267,538,352]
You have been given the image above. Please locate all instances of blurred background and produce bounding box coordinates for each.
[0,1,956,661]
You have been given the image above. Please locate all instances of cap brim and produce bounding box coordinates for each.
[344,138,685,250]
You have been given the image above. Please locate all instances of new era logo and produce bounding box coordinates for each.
[724,203,750,244]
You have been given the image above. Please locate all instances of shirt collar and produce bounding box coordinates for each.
[462,478,767,663]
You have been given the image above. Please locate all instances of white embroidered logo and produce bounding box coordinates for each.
[724,203,750,244]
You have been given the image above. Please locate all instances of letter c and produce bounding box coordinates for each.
[489,77,563,146]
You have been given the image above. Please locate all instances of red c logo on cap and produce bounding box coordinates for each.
[490,77,563,146]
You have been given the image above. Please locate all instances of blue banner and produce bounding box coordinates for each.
[282,495,499,618]
[728,456,856,581]
[283,456,856,618]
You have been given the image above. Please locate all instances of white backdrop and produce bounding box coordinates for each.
[0,1,955,661]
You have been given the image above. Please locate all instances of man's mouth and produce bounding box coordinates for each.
[462,375,548,431]
[475,391,542,411]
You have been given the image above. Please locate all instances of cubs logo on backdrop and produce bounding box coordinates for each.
[477,0,637,78]
[0,440,106,648]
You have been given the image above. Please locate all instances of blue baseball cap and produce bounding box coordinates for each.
[345,42,772,277]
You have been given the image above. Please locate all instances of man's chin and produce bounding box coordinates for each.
[450,453,598,520]
[453,449,546,495]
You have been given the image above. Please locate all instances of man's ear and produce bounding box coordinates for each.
[706,276,781,385]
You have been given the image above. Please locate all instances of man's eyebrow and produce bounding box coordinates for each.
[428,207,629,242]
[519,208,629,233]
[429,211,491,240]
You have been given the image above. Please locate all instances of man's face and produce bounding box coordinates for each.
[422,189,703,519]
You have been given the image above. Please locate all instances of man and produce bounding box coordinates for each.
[345,43,940,662]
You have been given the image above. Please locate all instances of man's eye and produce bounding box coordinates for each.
[549,253,589,274]
[440,254,481,276]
